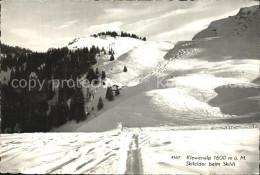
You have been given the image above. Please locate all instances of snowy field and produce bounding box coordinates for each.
[53,36,259,133]
[1,5,259,174]
[0,128,258,174]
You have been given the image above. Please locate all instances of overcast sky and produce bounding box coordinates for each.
[1,0,258,52]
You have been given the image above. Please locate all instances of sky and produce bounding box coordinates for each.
[1,0,258,52]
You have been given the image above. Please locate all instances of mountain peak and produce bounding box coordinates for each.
[67,34,145,60]
[193,5,259,40]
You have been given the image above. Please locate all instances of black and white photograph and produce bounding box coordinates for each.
[0,0,259,174]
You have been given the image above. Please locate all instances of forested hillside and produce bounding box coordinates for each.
[1,42,107,132]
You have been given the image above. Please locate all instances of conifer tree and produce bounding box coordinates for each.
[101,71,106,80]
[110,54,115,61]
[101,47,106,54]
[10,69,15,81]
[95,67,99,75]
[105,87,114,101]
[115,86,120,96]
[123,66,128,72]
[52,87,69,127]
[105,87,110,99]
[70,87,86,122]
[97,97,104,110]
[55,101,68,126]
[90,55,97,65]
[86,67,97,82]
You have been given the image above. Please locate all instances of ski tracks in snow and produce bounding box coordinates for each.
[125,133,142,174]
[4,130,145,174]
[138,40,199,84]
[117,131,144,174]
[16,132,121,174]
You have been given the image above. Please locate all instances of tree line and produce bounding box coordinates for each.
[1,44,105,133]
[91,31,146,41]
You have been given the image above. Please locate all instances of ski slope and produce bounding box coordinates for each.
[73,6,259,132]
[0,128,258,174]
[101,41,174,86]
[55,34,259,133]
[75,35,259,132]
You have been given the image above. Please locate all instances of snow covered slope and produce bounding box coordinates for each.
[1,5,259,175]
[68,36,145,59]
[1,128,258,174]
[68,35,174,86]
[100,41,174,86]
[52,36,175,132]
[74,5,259,132]
[193,5,259,39]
